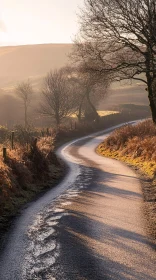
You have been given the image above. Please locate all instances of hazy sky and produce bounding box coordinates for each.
[0,0,84,46]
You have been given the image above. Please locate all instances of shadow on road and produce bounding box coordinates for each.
[56,206,155,280]
[53,160,156,280]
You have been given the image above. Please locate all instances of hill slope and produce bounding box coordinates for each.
[0,43,150,127]
[0,44,72,88]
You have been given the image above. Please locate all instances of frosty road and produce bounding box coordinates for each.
[0,124,155,280]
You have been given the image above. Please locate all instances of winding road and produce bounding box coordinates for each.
[0,124,155,280]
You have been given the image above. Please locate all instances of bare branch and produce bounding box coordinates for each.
[72,0,156,122]
[39,69,77,126]
[15,80,33,128]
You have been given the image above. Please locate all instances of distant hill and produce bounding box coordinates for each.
[0,43,72,89]
[99,83,149,109]
[0,43,150,127]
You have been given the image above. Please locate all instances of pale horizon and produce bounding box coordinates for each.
[0,0,84,47]
[0,42,73,48]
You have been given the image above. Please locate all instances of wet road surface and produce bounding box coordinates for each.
[0,125,155,279]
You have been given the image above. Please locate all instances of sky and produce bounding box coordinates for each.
[0,0,84,46]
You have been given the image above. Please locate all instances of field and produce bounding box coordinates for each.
[70,110,119,119]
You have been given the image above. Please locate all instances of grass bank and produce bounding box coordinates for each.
[0,137,65,241]
[97,119,156,239]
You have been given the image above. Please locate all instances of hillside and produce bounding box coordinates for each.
[99,83,149,109]
[0,43,151,127]
[0,44,72,89]
[0,43,149,107]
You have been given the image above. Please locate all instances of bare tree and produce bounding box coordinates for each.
[72,64,110,122]
[15,80,33,128]
[40,69,77,126]
[73,0,156,123]
[67,66,110,122]
[77,72,109,122]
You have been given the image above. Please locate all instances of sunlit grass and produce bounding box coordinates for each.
[97,110,118,116]
[70,110,119,119]
[97,119,156,177]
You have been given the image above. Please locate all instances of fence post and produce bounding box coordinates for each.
[3,147,7,161]
[11,131,15,150]
[46,128,49,137]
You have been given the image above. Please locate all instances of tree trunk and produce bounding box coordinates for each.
[86,91,99,123]
[77,95,85,122]
[148,94,156,124]
[77,104,83,122]
[145,50,156,124]
[55,113,60,128]
[146,74,156,124]
[25,104,28,128]
[56,119,60,127]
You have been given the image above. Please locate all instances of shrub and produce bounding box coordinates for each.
[105,120,156,151]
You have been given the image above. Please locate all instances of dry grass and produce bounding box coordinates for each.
[97,119,156,177]
[0,137,64,233]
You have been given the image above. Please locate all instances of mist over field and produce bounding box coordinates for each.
[0,43,149,127]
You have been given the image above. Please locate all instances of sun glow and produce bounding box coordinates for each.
[0,0,84,46]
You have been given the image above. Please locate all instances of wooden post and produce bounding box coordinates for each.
[75,122,77,130]
[11,131,15,150]
[46,128,49,137]
[3,147,7,161]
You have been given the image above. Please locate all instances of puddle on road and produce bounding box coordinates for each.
[53,208,64,213]
[60,201,72,206]
[32,241,56,257]
[46,214,63,221]
[36,228,55,241]
[46,220,58,227]
[22,166,94,279]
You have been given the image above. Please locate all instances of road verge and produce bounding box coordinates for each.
[96,119,156,240]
